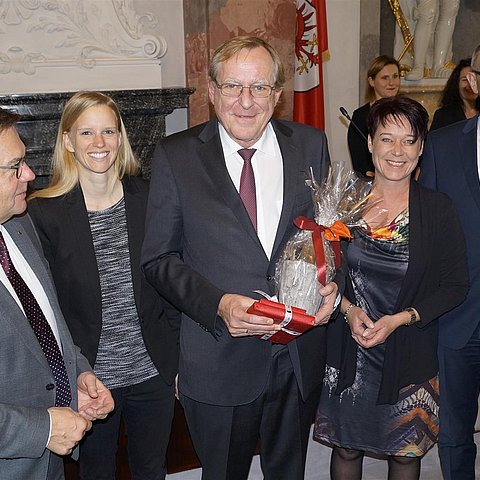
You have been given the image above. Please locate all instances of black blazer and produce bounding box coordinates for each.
[347,103,373,176]
[28,176,179,385]
[430,104,467,131]
[328,181,468,404]
[142,118,336,406]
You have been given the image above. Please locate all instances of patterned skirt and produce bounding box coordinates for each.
[314,346,439,457]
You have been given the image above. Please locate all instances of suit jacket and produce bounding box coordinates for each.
[328,181,468,404]
[142,118,335,406]
[0,214,91,480]
[420,115,479,349]
[347,103,373,176]
[28,176,179,386]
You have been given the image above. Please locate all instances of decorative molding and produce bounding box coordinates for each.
[0,0,169,93]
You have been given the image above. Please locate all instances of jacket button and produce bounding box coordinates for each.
[266,275,273,281]
[46,383,55,391]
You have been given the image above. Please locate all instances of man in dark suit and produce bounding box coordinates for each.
[419,44,480,480]
[0,107,114,480]
[142,36,339,479]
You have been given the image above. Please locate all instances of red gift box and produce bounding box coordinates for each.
[247,298,316,344]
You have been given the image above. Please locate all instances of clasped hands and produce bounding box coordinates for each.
[346,306,408,348]
[47,372,114,456]
[218,282,338,337]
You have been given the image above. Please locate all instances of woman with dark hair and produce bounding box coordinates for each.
[314,96,468,479]
[348,55,401,176]
[430,58,480,131]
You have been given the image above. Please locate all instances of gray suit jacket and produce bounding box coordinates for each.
[0,214,91,480]
[142,118,332,406]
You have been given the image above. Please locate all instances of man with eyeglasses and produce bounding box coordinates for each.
[419,45,480,480]
[142,36,340,479]
[0,107,114,480]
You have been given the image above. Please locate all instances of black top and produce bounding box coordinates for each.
[326,181,468,404]
[430,104,467,131]
[347,103,372,176]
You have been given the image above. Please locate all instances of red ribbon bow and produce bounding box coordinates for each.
[293,216,352,285]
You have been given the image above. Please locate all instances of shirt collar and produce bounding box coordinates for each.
[218,122,276,157]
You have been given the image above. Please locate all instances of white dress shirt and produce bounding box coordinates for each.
[220,122,283,259]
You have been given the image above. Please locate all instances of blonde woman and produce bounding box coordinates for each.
[28,91,179,480]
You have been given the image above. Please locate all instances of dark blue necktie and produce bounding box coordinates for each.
[0,232,72,407]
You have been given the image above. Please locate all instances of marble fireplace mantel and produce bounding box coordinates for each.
[0,88,194,188]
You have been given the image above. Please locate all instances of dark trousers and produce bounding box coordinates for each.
[78,374,175,480]
[180,347,321,480]
[438,327,480,480]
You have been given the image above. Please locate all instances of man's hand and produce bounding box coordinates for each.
[218,293,278,337]
[313,282,339,326]
[47,407,91,456]
[77,372,114,421]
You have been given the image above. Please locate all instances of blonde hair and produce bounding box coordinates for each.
[29,91,139,199]
[208,36,285,89]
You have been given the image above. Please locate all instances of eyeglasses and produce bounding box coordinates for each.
[215,82,276,98]
[0,158,25,179]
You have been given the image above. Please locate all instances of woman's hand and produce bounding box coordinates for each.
[345,305,375,347]
[359,312,406,348]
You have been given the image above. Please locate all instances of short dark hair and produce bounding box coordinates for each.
[367,96,429,143]
[0,107,20,135]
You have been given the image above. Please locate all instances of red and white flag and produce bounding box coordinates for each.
[294,0,328,130]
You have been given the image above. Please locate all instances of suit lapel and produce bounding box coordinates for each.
[123,177,143,306]
[64,187,102,301]
[2,219,53,370]
[198,120,264,251]
[460,117,480,211]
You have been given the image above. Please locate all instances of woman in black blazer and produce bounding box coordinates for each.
[28,91,179,480]
[348,55,400,176]
[315,97,468,480]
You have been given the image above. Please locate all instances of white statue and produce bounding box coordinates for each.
[393,0,460,81]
